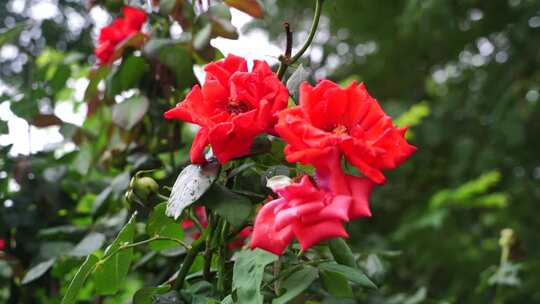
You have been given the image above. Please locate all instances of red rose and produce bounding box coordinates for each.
[227,226,253,250]
[276,80,416,184]
[180,206,252,250]
[164,55,289,164]
[0,238,5,251]
[95,6,147,65]
[250,175,370,255]
[181,206,208,240]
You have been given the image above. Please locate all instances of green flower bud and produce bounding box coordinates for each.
[132,176,159,200]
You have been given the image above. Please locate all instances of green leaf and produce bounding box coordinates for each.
[147,203,184,251]
[40,241,74,260]
[48,64,71,93]
[73,142,93,175]
[0,260,13,279]
[92,187,112,214]
[207,4,238,40]
[201,184,252,227]
[328,238,356,268]
[166,161,220,219]
[363,253,386,282]
[0,23,26,47]
[92,213,137,295]
[403,287,427,304]
[221,295,234,304]
[320,270,353,298]
[112,95,150,130]
[152,291,183,304]
[69,232,106,257]
[107,55,149,97]
[429,170,503,209]
[159,0,177,15]
[286,64,309,102]
[319,263,377,289]
[250,134,272,155]
[0,120,8,134]
[84,66,110,100]
[10,97,39,119]
[193,23,212,50]
[133,285,170,304]
[395,101,430,128]
[232,249,278,304]
[61,254,100,304]
[21,259,56,284]
[272,266,318,304]
[143,39,196,89]
[38,225,86,238]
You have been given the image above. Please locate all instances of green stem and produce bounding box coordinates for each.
[276,59,288,81]
[216,247,227,295]
[276,0,324,80]
[135,169,157,178]
[203,214,219,281]
[157,193,169,201]
[217,221,230,296]
[176,236,205,289]
[176,216,214,289]
[101,236,189,264]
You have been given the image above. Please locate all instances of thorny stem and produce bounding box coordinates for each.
[176,225,209,289]
[276,0,324,80]
[203,214,219,281]
[217,220,230,295]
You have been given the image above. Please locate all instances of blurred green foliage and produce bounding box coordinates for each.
[252,0,540,302]
[0,0,539,303]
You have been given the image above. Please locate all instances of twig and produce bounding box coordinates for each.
[276,0,324,80]
[100,236,189,264]
[284,22,293,58]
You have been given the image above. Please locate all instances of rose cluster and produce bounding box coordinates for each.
[164,54,416,255]
[97,6,415,255]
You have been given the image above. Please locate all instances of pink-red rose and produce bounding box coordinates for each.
[250,173,373,255]
[227,226,253,250]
